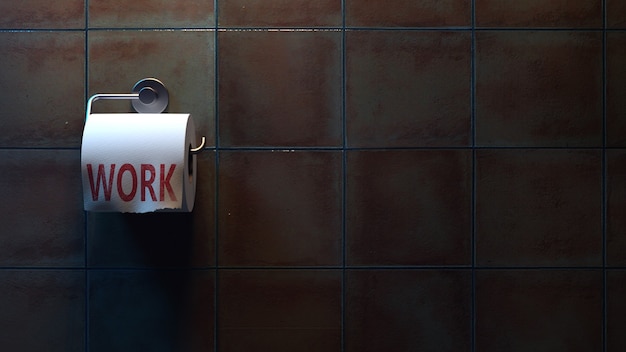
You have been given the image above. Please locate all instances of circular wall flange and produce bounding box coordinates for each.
[132,78,169,113]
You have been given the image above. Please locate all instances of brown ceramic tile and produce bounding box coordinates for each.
[0,270,85,352]
[218,31,341,147]
[90,270,214,352]
[476,31,602,147]
[87,151,215,268]
[345,270,471,352]
[607,33,626,147]
[89,0,213,28]
[218,151,342,266]
[476,149,602,267]
[607,150,626,265]
[0,150,84,267]
[607,270,626,351]
[218,269,341,352]
[607,0,626,28]
[0,0,84,29]
[345,0,470,27]
[476,0,602,27]
[88,30,215,146]
[0,32,85,148]
[346,30,471,147]
[219,0,340,27]
[347,150,471,266]
[476,270,602,352]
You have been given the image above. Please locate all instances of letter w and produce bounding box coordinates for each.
[87,164,116,201]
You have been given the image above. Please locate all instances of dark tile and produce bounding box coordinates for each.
[218,269,341,352]
[0,270,85,352]
[89,0,214,28]
[218,31,341,147]
[89,270,214,352]
[0,32,85,148]
[607,32,626,147]
[88,30,215,146]
[607,0,626,28]
[476,270,602,352]
[476,0,602,27]
[476,149,602,266]
[218,151,342,266]
[346,31,470,148]
[345,0,470,27]
[0,150,84,267]
[219,0,340,27]
[476,31,602,147]
[347,150,471,265]
[607,270,626,351]
[345,270,471,352]
[607,150,626,265]
[0,0,84,29]
[87,151,215,268]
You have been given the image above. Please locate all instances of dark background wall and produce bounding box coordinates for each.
[0,1,625,351]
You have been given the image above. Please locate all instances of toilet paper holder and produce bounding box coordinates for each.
[86,78,206,154]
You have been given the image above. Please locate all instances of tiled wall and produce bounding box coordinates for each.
[1,1,625,351]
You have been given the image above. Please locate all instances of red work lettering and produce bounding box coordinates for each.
[117,163,137,202]
[141,164,157,201]
[86,164,116,201]
[159,164,177,201]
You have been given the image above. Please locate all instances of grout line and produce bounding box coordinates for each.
[200,145,616,151]
[0,265,618,271]
[5,145,626,152]
[471,0,477,351]
[4,145,625,152]
[4,27,626,33]
[214,2,220,351]
[101,265,620,271]
[602,1,608,351]
[341,0,347,350]
[213,0,222,351]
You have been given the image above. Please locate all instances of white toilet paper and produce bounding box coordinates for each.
[81,113,197,213]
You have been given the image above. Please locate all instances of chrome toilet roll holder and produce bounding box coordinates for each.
[86,78,206,154]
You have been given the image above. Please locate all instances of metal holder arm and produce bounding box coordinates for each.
[86,93,139,120]
[86,78,206,154]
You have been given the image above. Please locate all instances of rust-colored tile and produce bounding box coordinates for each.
[476,31,602,147]
[0,150,84,267]
[346,270,471,352]
[219,0,340,27]
[0,270,85,352]
[0,32,85,148]
[0,0,84,29]
[346,0,470,27]
[90,270,214,352]
[90,0,214,28]
[607,150,626,265]
[607,0,626,28]
[476,150,602,266]
[476,0,601,27]
[346,31,471,147]
[347,150,471,265]
[88,30,215,146]
[218,151,342,266]
[607,33,626,147]
[87,151,215,268]
[218,270,341,352]
[607,270,626,351]
[476,270,602,352]
[218,31,341,147]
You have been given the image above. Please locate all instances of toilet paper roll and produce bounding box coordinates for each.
[81,113,197,213]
